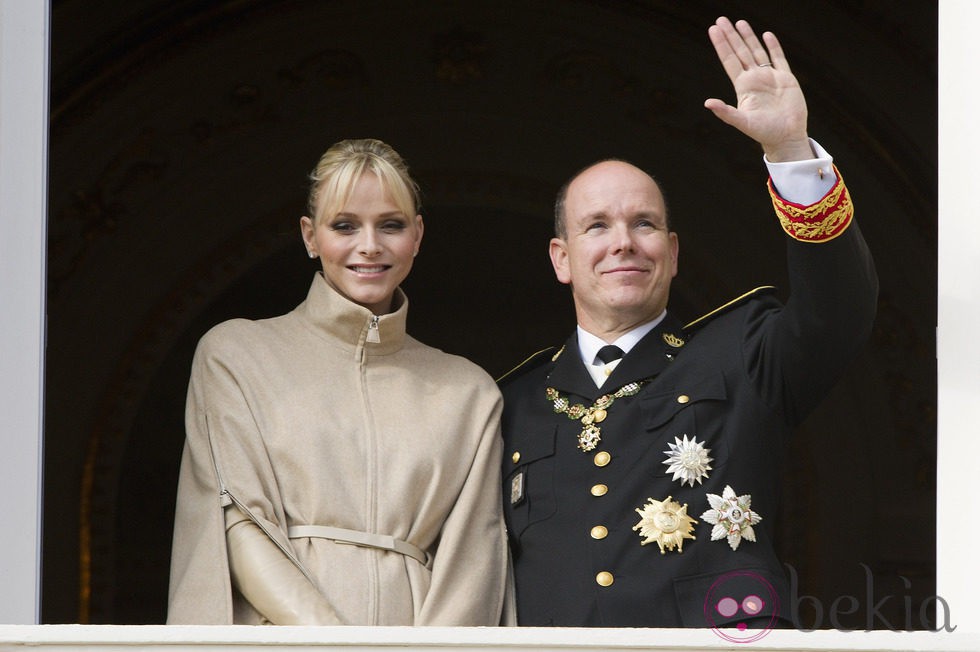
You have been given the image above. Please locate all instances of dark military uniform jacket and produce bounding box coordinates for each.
[499,179,877,628]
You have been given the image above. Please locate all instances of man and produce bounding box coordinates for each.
[498,17,877,627]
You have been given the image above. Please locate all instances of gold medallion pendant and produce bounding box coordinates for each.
[633,496,697,554]
[546,381,648,452]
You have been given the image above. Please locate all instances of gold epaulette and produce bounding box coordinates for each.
[496,346,559,385]
[683,286,777,333]
[769,165,853,243]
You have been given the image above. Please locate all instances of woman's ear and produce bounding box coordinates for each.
[413,214,424,255]
[300,216,316,256]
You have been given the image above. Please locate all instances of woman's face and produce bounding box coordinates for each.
[301,171,423,314]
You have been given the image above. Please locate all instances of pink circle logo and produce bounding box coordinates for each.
[703,570,780,643]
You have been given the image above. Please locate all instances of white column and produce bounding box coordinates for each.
[937,0,980,634]
[0,0,49,625]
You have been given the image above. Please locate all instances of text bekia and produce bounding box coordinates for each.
[786,563,955,632]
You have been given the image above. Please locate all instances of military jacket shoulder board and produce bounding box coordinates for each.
[497,346,559,386]
[683,286,778,335]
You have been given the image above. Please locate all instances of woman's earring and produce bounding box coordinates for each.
[308,250,317,259]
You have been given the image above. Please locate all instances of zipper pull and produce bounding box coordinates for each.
[366,315,381,343]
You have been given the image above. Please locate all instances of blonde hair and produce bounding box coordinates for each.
[307,139,420,224]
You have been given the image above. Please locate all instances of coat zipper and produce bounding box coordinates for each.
[355,323,381,623]
[366,315,381,343]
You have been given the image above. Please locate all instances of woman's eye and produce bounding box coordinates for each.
[331,222,355,233]
[381,221,407,232]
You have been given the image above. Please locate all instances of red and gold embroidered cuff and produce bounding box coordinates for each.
[768,166,853,243]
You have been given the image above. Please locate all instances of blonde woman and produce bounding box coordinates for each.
[168,139,511,626]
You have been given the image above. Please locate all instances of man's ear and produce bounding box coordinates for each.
[669,231,679,278]
[549,237,571,285]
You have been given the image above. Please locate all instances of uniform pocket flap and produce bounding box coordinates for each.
[504,427,559,540]
[673,567,790,629]
[640,372,728,431]
[505,425,557,468]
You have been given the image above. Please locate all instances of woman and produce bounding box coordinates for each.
[167,139,511,625]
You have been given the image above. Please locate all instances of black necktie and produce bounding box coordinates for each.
[595,345,625,365]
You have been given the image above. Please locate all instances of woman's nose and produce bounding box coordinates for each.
[358,228,382,256]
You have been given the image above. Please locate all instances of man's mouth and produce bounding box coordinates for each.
[603,265,648,275]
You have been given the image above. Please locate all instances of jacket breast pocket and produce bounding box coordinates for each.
[503,426,557,540]
[639,371,731,475]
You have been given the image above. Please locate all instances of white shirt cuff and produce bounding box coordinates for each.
[764,138,837,205]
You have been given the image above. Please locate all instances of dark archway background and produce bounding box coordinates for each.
[45,0,937,627]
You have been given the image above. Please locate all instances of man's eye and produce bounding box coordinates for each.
[586,222,606,232]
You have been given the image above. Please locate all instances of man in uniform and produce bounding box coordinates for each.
[499,17,878,627]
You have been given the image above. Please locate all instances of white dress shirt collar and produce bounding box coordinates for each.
[577,310,667,387]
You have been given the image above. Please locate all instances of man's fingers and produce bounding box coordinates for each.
[703,98,742,130]
[718,17,758,70]
[707,24,743,82]
[734,19,771,67]
[762,31,791,72]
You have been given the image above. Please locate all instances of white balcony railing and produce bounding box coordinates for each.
[1,625,979,652]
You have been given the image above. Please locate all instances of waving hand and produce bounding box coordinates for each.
[704,17,813,162]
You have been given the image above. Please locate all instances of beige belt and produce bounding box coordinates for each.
[287,525,430,566]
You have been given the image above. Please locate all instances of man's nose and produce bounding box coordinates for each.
[610,226,636,253]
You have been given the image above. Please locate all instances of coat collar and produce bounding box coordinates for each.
[296,273,408,356]
[547,313,686,401]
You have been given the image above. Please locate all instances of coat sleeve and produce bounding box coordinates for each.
[744,171,879,425]
[225,506,341,624]
[167,328,238,624]
[167,324,331,624]
[416,381,513,625]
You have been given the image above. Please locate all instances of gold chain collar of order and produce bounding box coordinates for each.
[546,380,649,452]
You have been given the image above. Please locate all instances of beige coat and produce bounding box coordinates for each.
[168,274,510,625]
